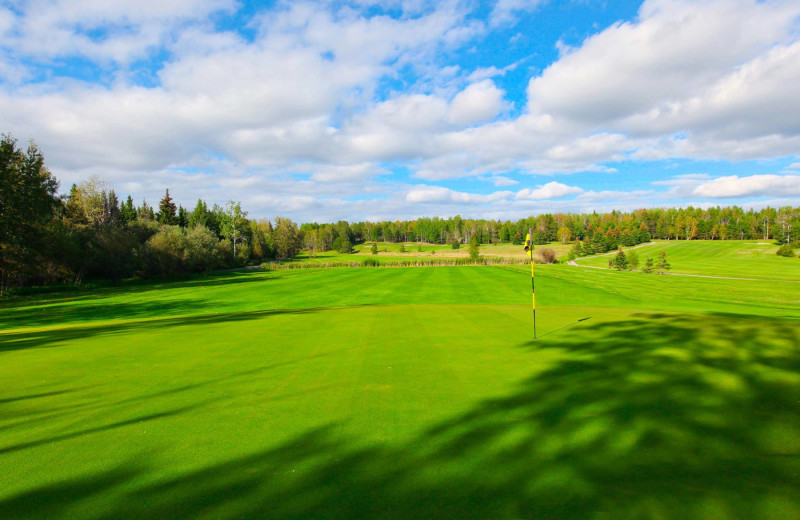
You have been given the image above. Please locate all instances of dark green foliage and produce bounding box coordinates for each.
[399,243,406,253]
[614,248,628,270]
[371,242,378,255]
[0,135,60,292]
[158,189,177,225]
[642,257,655,273]
[338,236,353,254]
[451,240,460,249]
[776,244,794,257]
[362,257,380,267]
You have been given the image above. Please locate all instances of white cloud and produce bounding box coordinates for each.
[1,0,237,64]
[448,80,507,126]
[490,0,546,28]
[405,186,513,204]
[691,174,800,198]
[515,181,583,200]
[788,163,800,169]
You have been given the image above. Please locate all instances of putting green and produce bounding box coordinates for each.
[1,265,799,519]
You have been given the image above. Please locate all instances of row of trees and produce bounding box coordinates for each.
[3,134,799,292]
[301,206,800,255]
[0,135,306,292]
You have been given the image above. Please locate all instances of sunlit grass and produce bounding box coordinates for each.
[1,258,799,519]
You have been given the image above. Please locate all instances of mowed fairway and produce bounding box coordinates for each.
[2,258,800,518]
[575,239,800,280]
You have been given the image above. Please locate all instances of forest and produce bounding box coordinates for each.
[2,134,799,292]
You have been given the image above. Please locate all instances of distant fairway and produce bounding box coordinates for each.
[2,256,800,518]
[575,240,799,280]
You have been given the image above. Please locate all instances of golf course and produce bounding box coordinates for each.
[1,240,799,519]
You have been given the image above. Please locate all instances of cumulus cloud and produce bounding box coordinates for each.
[2,0,800,221]
[405,186,513,204]
[691,174,800,198]
[515,182,583,200]
[448,80,507,126]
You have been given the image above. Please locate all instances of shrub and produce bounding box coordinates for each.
[451,240,460,249]
[538,247,557,264]
[776,244,795,257]
[469,236,480,261]
[399,243,406,253]
[362,257,380,267]
[371,242,378,255]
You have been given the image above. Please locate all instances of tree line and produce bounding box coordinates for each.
[0,135,305,292]
[2,134,799,292]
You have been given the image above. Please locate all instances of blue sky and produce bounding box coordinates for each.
[1,0,799,222]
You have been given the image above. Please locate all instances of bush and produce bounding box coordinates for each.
[469,236,480,261]
[399,243,406,253]
[777,244,795,257]
[184,225,219,273]
[538,247,557,264]
[451,240,460,249]
[371,242,378,255]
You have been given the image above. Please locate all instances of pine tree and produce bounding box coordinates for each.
[642,257,655,273]
[158,189,177,225]
[613,248,628,270]
[657,250,671,274]
[371,242,378,255]
[121,195,136,224]
[177,205,188,228]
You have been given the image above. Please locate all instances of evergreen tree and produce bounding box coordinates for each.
[177,205,188,228]
[0,135,60,291]
[106,190,121,226]
[371,242,378,255]
[121,195,136,224]
[158,189,177,225]
[657,250,671,274]
[613,248,628,270]
[642,257,655,273]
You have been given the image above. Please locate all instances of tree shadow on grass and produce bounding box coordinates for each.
[0,271,274,327]
[0,307,327,353]
[2,313,799,519]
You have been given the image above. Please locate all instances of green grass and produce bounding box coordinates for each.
[575,240,800,280]
[1,259,799,519]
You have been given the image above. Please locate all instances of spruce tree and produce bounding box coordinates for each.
[657,250,671,274]
[158,189,177,225]
[613,248,628,270]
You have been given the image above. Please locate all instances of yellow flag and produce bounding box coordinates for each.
[524,233,533,257]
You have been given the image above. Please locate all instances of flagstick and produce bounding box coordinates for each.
[528,227,537,340]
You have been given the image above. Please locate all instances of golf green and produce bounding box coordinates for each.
[1,263,799,519]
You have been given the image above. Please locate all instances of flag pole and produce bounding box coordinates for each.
[525,228,536,340]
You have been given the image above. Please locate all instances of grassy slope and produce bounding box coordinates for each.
[575,240,800,280]
[1,261,799,519]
